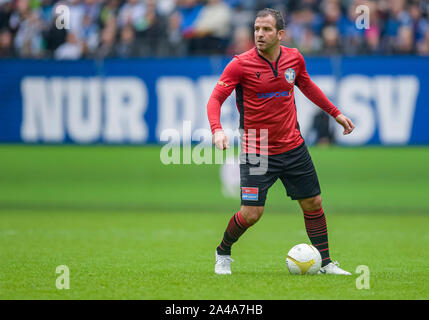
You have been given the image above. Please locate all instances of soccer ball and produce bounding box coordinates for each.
[286,243,322,275]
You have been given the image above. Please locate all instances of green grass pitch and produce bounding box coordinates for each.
[0,145,428,299]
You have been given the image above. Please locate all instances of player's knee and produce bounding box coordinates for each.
[241,206,264,226]
[299,195,323,211]
[312,195,323,209]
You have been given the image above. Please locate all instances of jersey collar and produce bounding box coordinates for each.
[255,47,282,77]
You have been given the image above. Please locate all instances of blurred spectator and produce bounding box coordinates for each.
[409,1,429,43]
[228,1,254,31]
[117,0,145,30]
[189,0,232,55]
[226,25,253,55]
[157,0,175,16]
[177,0,203,38]
[311,110,335,145]
[96,14,116,58]
[322,0,342,28]
[382,0,412,53]
[338,1,366,55]
[364,25,382,55]
[66,0,85,39]
[0,0,13,30]
[115,23,137,57]
[417,28,429,54]
[299,26,322,54]
[362,1,382,55]
[134,0,167,56]
[166,10,187,56]
[81,12,99,55]
[55,31,83,59]
[0,27,14,57]
[288,3,324,54]
[39,0,55,24]
[8,0,29,33]
[99,0,120,29]
[83,0,101,22]
[321,25,340,55]
[12,0,44,57]
[194,0,231,38]
[396,25,415,54]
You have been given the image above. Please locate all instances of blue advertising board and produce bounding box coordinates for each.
[0,56,427,145]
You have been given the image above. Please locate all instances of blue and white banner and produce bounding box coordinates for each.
[0,56,427,145]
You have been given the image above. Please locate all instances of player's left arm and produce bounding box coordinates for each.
[295,51,355,135]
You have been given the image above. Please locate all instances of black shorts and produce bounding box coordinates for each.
[240,142,321,206]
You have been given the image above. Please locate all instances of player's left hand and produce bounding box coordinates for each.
[335,114,355,135]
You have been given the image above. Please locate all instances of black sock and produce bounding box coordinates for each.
[303,208,331,267]
[217,211,250,255]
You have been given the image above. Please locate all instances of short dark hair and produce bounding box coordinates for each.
[256,8,285,31]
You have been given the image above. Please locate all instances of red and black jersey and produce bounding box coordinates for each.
[207,46,341,155]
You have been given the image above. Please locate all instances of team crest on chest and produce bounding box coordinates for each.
[285,68,295,84]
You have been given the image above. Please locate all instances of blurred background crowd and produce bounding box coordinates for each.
[1,0,429,59]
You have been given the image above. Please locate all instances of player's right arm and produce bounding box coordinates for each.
[207,57,242,149]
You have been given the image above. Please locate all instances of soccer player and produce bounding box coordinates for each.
[207,8,355,275]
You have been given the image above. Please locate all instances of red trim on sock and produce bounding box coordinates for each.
[306,225,327,231]
[313,241,329,246]
[236,211,250,229]
[222,239,231,247]
[303,208,324,215]
[308,232,328,237]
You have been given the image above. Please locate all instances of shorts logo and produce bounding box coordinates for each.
[241,187,259,201]
[285,68,295,84]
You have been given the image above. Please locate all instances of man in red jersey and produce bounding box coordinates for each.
[207,8,355,275]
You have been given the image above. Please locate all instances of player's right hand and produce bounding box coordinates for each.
[213,130,229,150]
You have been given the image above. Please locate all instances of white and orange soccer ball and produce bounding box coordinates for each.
[286,243,322,275]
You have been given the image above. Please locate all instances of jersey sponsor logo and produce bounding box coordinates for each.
[241,187,259,201]
[285,68,295,84]
[257,91,290,99]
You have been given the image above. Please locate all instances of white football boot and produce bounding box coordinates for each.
[215,251,234,275]
[318,261,352,275]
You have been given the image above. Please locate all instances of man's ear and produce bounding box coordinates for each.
[278,29,285,41]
